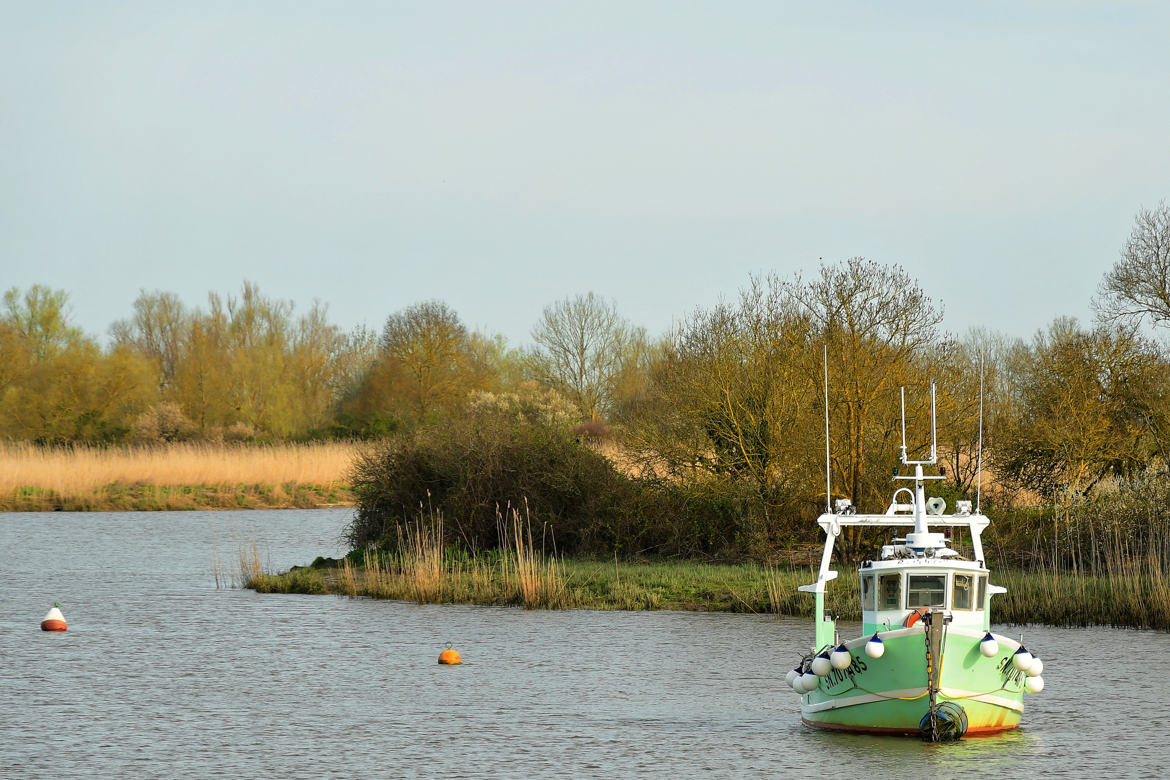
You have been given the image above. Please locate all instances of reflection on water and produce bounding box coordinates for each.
[806,727,1043,778]
[2,509,1167,778]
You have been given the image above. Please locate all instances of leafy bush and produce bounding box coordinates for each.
[346,400,767,559]
[131,403,197,443]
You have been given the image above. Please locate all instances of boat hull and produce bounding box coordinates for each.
[799,626,1025,737]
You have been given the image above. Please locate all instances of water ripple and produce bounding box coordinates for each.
[2,509,1167,778]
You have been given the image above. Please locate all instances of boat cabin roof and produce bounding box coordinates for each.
[862,557,986,572]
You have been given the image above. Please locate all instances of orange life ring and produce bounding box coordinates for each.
[904,608,928,628]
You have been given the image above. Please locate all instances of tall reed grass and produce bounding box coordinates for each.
[235,538,265,589]
[994,554,1170,629]
[498,505,570,609]
[278,507,574,609]
[983,475,1170,627]
[0,441,356,510]
[257,518,846,615]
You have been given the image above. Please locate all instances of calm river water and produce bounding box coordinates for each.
[1,509,1166,778]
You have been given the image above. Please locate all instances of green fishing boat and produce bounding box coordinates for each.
[790,383,1045,740]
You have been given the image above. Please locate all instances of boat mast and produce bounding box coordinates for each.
[823,344,831,513]
[899,382,938,539]
[976,350,985,514]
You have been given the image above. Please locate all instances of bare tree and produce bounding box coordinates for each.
[995,318,1170,497]
[1096,201,1170,327]
[932,329,1014,500]
[777,258,943,511]
[111,290,190,392]
[379,300,472,419]
[625,285,810,502]
[529,292,630,421]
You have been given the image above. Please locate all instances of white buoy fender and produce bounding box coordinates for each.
[1024,675,1045,693]
[785,668,801,688]
[865,634,885,659]
[800,671,820,691]
[811,652,832,677]
[1027,657,1043,677]
[979,633,999,657]
[1012,646,1033,671]
[830,644,852,670]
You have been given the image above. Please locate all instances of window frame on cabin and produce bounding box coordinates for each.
[907,573,947,609]
[878,572,902,610]
[952,573,974,610]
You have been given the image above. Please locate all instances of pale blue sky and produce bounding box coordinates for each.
[3,2,1168,346]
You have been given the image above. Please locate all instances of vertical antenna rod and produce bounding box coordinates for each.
[930,380,937,463]
[976,351,985,513]
[824,343,831,512]
[900,387,907,462]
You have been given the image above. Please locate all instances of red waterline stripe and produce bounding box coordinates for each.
[801,718,1019,738]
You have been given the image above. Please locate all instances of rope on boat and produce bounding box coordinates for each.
[827,679,1020,701]
[851,684,931,701]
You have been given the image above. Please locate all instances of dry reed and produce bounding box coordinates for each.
[765,566,790,615]
[212,532,227,589]
[499,507,570,608]
[0,441,357,510]
[234,538,266,588]
[321,507,571,609]
[398,516,445,603]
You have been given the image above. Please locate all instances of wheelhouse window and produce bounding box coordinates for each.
[977,575,987,611]
[879,573,901,610]
[861,574,876,611]
[952,574,973,610]
[907,574,946,608]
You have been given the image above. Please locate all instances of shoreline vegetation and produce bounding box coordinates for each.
[7,440,1170,629]
[243,511,1170,631]
[0,442,355,511]
[6,440,1170,629]
[248,554,1170,629]
[6,256,1170,628]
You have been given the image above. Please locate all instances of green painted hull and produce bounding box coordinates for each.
[800,627,1025,736]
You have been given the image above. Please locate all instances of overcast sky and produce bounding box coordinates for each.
[3,2,1168,347]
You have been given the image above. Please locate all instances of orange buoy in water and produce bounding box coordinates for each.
[438,644,461,665]
[41,602,67,632]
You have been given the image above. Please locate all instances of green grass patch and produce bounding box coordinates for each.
[255,550,858,617]
[253,550,1170,629]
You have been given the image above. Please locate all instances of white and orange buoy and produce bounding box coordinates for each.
[438,643,461,665]
[41,602,67,632]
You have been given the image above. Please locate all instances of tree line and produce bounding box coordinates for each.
[4,203,1170,526]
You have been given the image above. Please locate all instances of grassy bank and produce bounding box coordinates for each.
[250,550,846,614]
[244,512,1170,628]
[0,442,355,511]
[251,553,1170,628]
[246,510,852,616]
